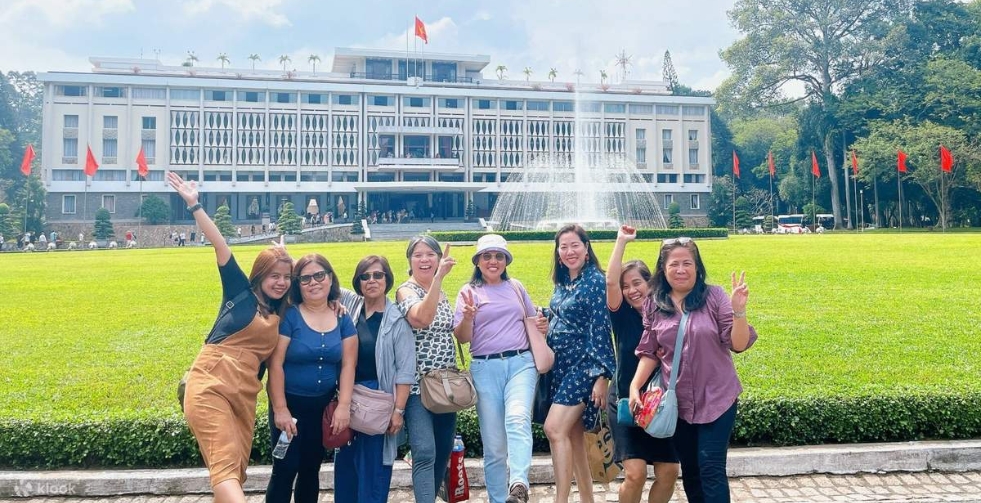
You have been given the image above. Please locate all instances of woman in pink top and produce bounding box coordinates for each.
[629,237,756,503]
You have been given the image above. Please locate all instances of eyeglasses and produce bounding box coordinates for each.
[358,271,386,282]
[661,237,693,247]
[479,252,507,262]
[297,270,328,285]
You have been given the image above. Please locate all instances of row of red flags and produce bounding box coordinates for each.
[19,143,149,178]
[733,147,955,178]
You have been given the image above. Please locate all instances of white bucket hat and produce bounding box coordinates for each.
[472,234,513,265]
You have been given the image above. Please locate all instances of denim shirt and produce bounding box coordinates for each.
[635,285,758,424]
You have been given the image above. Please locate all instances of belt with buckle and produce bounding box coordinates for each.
[472,348,530,360]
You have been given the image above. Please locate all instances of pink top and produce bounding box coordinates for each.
[635,285,758,424]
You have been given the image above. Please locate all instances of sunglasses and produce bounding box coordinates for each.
[478,252,507,262]
[297,270,328,285]
[662,237,694,247]
[358,271,386,282]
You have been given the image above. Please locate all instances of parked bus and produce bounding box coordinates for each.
[777,214,805,234]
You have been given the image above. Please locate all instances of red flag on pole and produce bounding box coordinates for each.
[414,16,428,44]
[136,146,149,178]
[811,151,821,178]
[732,150,740,178]
[940,145,954,173]
[84,145,99,176]
[897,150,908,173]
[767,151,775,177]
[851,150,859,175]
[20,144,35,176]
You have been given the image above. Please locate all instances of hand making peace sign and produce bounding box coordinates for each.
[730,271,749,314]
[460,289,478,321]
[435,243,456,280]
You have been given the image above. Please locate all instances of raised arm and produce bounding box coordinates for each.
[606,225,636,311]
[397,244,455,329]
[167,171,232,266]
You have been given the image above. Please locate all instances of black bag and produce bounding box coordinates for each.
[532,371,553,425]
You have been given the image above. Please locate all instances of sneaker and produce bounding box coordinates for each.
[505,483,529,503]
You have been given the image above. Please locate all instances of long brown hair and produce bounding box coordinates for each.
[289,253,341,305]
[550,224,604,285]
[249,247,293,317]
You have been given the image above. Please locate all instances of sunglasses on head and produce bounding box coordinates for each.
[297,270,328,285]
[662,237,693,247]
[358,271,386,281]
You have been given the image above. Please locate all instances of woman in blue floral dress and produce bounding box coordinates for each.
[544,224,616,503]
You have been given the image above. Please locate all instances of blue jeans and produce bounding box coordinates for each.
[673,401,738,503]
[405,393,457,503]
[470,350,537,503]
[334,380,394,503]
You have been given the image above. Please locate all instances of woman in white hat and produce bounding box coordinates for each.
[453,234,539,503]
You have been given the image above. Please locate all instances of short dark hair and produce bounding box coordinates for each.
[648,241,708,314]
[406,235,442,276]
[620,259,652,285]
[550,224,604,285]
[289,253,341,305]
[352,255,395,296]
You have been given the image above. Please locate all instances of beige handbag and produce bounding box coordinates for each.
[509,282,555,374]
[349,384,396,435]
[420,341,478,414]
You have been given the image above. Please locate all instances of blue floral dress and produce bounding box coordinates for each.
[547,262,616,429]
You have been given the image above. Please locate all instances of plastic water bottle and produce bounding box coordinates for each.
[453,435,465,453]
[272,418,298,460]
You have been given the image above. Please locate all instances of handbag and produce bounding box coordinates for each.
[532,371,552,425]
[322,394,354,448]
[508,282,555,374]
[638,311,689,439]
[584,412,621,483]
[349,384,395,435]
[420,341,478,414]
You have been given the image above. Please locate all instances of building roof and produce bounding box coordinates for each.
[331,47,490,73]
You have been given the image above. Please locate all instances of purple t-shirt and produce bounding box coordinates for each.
[453,279,536,356]
[635,285,758,424]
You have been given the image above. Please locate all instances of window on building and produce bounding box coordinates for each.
[656,105,679,115]
[238,91,264,103]
[205,90,229,101]
[333,94,355,105]
[629,104,653,114]
[636,129,646,140]
[688,148,698,165]
[683,105,706,116]
[103,116,118,129]
[403,172,431,182]
[405,96,430,108]
[367,172,396,182]
[366,58,394,80]
[662,129,673,141]
[604,103,626,114]
[657,174,679,183]
[503,100,523,111]
[526,101,549,111]
[476,99,496,110]
[63,138,78,158]
[398,60,426,79]
[94,170,125,181]
[58,85,87,97]
[132,87,166,99]
[303,93,327,104]
[272,92,295,104]
[636,146,646,164]
[103,138,118,159]
[440,98,459,109]
[142,139,156,162]
[579,102,601,113]
[170,88,200,101]
[142,117,156,130]
[63,195,76,214]
[688,130,698,141]
[52,170,84,181]
[663,194,674,209]
[96,87,125,98]
[690,194,701,209]
[371,95,391,106]
[102,195,116,214]
[553,101,574,112]
[663,148,673,165]
[432,62,457,82]
[636,128,647,164]
[65,115,79,128]
[684,174,706,184]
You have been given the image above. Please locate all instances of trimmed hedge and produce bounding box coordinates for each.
[5,391,981,468]
[428,228,729,242]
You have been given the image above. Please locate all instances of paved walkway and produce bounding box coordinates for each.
[5,471,981,503]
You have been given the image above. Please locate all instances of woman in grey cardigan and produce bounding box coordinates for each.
[335,255,416,503]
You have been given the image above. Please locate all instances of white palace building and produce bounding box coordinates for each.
[38,48,714,225]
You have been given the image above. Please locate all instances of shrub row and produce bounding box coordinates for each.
[4,390,981,468]
[427,228,729,242]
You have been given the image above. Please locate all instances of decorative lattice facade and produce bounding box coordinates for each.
[170,110,199,165]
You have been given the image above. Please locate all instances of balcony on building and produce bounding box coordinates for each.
[333,48,489,86]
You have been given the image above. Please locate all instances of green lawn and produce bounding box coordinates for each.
[3,233,980,423]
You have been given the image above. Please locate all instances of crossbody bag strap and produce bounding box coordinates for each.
[205,287,254,344]
[507,280,533,317]
[666,311,690,391]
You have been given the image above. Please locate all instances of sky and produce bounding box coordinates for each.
[0,0,743,91]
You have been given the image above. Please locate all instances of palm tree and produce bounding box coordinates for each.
[523,67,533,81]
[217,53,229,69]
[278,54,291,73]
[599,70,608,84]
[574,69,584,85]
[495,64,507,80]
[308,54,321,74]
[248,53,261,72]
[548,68,557,83]
[185,51,198,67]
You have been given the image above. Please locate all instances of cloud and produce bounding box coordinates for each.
[180,0,290,27]
[0,0,134,26]
[368,17,460,52]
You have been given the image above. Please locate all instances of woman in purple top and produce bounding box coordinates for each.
[629,237,756,503]
[453,235,538,503]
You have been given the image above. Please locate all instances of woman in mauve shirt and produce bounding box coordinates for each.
[629,237,757,503]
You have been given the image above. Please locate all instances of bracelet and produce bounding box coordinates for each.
[394,408,405,416]
[733,310,747,319]
[187,203,203,214]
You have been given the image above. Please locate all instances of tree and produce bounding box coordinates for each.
[662,50,679,90]
[548,68,557,82]
[495,65,507,80]
[802,202,827,227]
[734,196,754,229]
[0,202,20,240]
[574,69,584,85]
[465,200,476,221]
[217,53,229,69]
[667,202,685,229]
[137,195,169,224]
[214,204,236,238]
[351,201,366,235]
[277,201,302,235]
[93,208,115,240]
[708,176,735,227]
[248,53,261,72]
[279,54,291,73]
[523,67,533,81]
[13,174,45,236]
[720,0,906,229]
[599,70,608,84]
[185,51,198,67]
[308,54,321,74]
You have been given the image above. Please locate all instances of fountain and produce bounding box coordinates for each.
[490,93,667,231]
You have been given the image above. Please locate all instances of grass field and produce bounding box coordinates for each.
[2,233,981,424]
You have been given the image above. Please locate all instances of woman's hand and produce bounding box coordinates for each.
[591,378,609,409]
[535,308,548,333]
[628,387,642,414]
[460,290,478,321]
[332,403,351,434]
[270,234,286,249]
[166,172,198,207]
[273,408,297,439]
[617,224,637,243]
[331,300,348,317]
[388,411,404,435]
[435,244,456,280]
[731,271,749,314]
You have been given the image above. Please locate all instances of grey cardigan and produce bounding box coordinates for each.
[340,288,417,465]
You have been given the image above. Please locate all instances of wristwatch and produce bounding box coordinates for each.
[187,203,203,214]
[394,407,405,416]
